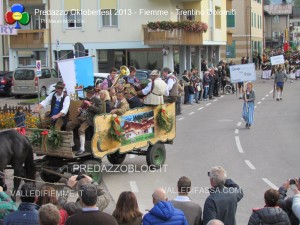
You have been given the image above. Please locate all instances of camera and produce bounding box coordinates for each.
[76,174,85,181]
[290,179,296,185]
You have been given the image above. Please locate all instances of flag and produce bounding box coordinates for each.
[57,56,94,94]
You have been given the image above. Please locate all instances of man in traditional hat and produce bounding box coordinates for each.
[66,86,103,156]
[161,67,178,103]
[34,81,70,130]
[137,70,167,106]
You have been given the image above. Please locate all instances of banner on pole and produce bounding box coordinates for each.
[57,56,94,94]
[270,55,284,65]
[229,63,256,83]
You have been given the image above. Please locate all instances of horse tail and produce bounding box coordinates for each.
[24,138,36,181]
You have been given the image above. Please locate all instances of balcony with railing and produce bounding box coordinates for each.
[10,29,48,49]
[142,25,204,46]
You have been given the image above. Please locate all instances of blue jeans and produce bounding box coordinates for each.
[189,94,194,104]
[204,86,209,100]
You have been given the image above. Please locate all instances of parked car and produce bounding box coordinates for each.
[0,71,13,96]
[12,66,61,98]
[94,73,109,86]
[135,69,151,88]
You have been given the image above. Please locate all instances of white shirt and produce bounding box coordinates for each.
[142,78,164,95]
[173,196,191,202]
[164,74,176,96]
[40,92,70,115]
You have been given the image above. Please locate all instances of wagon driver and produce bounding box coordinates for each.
[33,81,70,131]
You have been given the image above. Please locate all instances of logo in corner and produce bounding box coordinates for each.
[5,4,30,29]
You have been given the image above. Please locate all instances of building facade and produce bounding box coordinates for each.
[221,0,264,64]
[4,0,230,74]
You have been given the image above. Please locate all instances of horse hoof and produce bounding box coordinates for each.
[3,184,7,192]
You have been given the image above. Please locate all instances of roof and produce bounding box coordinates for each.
[264,4,293,15]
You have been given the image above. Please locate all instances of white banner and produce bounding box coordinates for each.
[57,60,77,95]
[270,55,284,65]
[229,63,256,83]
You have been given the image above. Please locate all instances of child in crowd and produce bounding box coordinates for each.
[14,106,26,135]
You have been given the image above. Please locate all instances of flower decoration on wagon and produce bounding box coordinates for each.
[5,4,31,29]
[157,106,174,133]
[109,115,123,143]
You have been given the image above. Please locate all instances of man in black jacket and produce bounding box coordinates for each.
[203,166,243,225]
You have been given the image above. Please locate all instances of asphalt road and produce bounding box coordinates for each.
[101,76,300,224]
[1,76,300,224]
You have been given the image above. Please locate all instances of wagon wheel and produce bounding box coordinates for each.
[146,143,166,169]
[39,156,64,183]
[107,152,126,165]
[81,159,102,184]
[40,169,62,183]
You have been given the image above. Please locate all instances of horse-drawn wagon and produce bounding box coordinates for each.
[27,101,176,184]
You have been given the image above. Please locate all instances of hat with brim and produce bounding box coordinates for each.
[150,70,160,76]
[54,81,64,89]
[84,86,95,94]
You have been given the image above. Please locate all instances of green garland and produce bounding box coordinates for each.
[157,107,174,133]
[109,116,123,142]
[47,126,63,149]
[30,130,43,147]
[29,127,63,149]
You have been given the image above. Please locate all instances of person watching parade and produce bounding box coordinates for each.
[161,67,178,103]
[33,81,70,130]
[137,70,167,106]
[66,86,103,156]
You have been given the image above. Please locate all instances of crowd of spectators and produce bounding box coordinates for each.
[1,166,300,225]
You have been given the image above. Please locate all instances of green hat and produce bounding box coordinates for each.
[54,81,64,89]
[84,86,95,94]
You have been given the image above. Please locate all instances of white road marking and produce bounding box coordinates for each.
[245,160,256,170]
[213,99,218,102]
[257,101,262,105]
[178,117,185,121]
[235,136,244,153]
[269,90,273,94]
[262,98,265,101]
[189,112,195,115]
[197,107,204,111]
[220,95,224,98]
[255,106,257,108]
[237,122,242,127]
[262,178,279,189]
[129,155,135,159]
[235,129,239,134]
[266,94,269,97]
[206,103,211,106]
[129,181,139,193]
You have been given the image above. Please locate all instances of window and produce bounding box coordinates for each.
[227,12,235,27]
[41,69,51,79]
[51,69,58,78]
[66,11,82,28]
[254,13,256,28]
[226,41,236,58]
[178,9,195,21]
[102,9,118,27]
[215,7,221,29]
